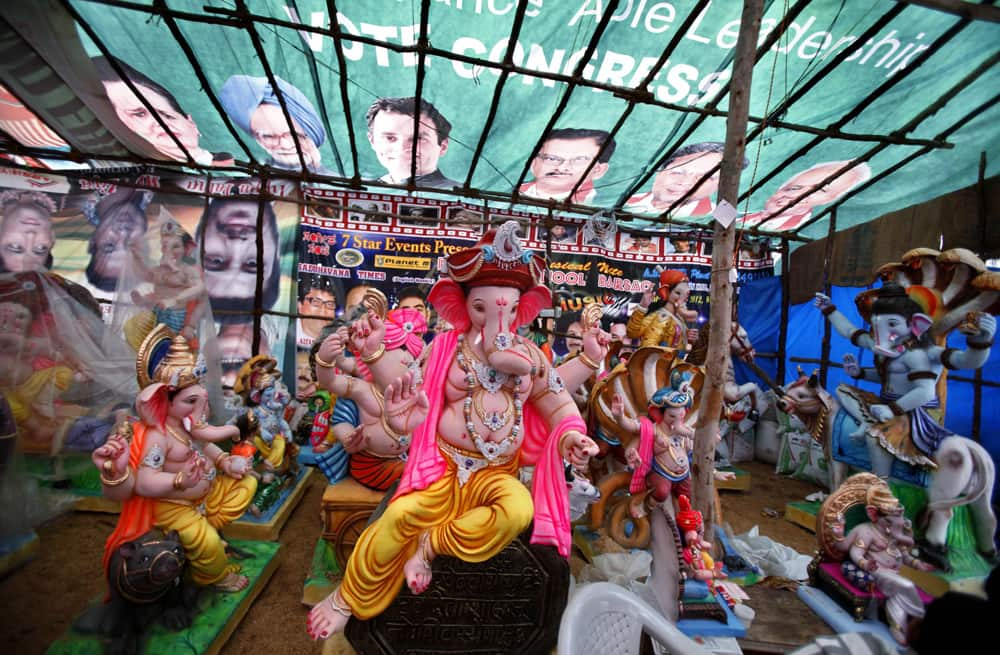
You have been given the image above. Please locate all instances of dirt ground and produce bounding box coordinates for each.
[1,460,825,655]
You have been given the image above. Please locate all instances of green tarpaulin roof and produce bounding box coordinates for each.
[1,0,998,241]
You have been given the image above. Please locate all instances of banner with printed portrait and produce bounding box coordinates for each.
[296,188,775,371]
[0,168,298,425]
[0,0,994,244]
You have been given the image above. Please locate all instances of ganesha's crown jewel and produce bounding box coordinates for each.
[136,323,205,389]
[444,220,546,291]
[865,481,905,516]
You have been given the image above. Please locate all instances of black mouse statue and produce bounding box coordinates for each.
[75,529,199,655]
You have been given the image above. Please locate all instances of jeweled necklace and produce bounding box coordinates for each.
[165,424,192,448]
[473,388,513,432]
[456,333,522,461]
[462,338,509,393]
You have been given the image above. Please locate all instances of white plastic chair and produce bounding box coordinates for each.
[558,582,713,655]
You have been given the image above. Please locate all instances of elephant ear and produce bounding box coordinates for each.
[911,313,933,337]
[136,383,169,427]
[428,279,470,332]
[514,286,552,329]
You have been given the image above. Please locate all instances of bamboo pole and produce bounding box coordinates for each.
[818,208,838,388]
[777,237,790,386]
[691,0,763,541]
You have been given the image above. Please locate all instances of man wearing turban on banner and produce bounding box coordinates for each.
[307,221,605,640]
[219,75,333,176]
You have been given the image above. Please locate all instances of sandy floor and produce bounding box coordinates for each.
[1,459,825,655]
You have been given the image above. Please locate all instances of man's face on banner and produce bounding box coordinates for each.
[298,286,337,336]
[652,151,722,206]
[103,80,201,161]
[368,110,448,182]
[250,103,319,168]
[200,201,277,302]
[764,163,861,216]
[217,322,270,388]
[530,137,607,197]
[397,295,428,320]
[90,203,147,283]
[0,204,54,272]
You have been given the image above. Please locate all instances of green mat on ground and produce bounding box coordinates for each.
[46,540,280,655]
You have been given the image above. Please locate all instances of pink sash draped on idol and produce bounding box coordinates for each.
[396,221,583,557]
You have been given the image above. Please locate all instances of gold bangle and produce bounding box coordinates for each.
[214,451,230,467]
[578,352,600,370]
[314,353,336,369]
[101,467,131,487]
[173,470,185,491]
[360,344,386,364]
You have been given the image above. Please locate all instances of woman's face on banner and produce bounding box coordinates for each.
[200,201,277,302]
[90,204,146,282]
[103,80,201,161]
[0,204,54,272]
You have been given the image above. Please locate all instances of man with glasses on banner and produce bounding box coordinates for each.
[519,128,615,205]
[296,274,339,350]
[219,75,334,176]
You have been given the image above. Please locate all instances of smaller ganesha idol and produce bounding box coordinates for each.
[676,494,727,583]
[813,473,935,645]
[231,355,299,515]
[312,295,427,491]
[93,324,258,592]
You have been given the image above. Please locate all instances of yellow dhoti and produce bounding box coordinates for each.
[5,365,74,423]
[254,434,286,469]
[340,441,532,619]
[153,474,257,586]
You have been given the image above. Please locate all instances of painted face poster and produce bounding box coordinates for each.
[0,168,298,391]
[0,0,993,244]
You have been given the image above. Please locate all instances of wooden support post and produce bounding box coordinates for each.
[777,237,790,386]
[818,208,838,388]
[691,0,763,540]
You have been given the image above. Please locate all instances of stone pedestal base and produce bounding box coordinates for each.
[346,530,568,655]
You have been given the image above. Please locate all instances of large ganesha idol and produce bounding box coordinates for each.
[307,221,601,641]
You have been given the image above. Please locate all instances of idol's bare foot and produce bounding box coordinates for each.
[404,532,434,594]
[213,571,249,592]
[307,589,351,640]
